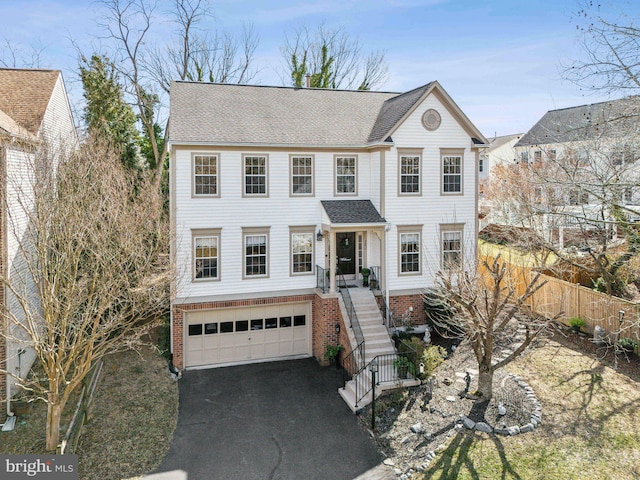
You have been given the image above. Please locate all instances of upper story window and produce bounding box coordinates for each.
[192,228,221,281]
[479,157,485,173]
[441,149,464,195]
[398,225,422,275]
[291,155,314,196]
[290,228,314,275]
[244,155,268,196]
[534,151,542,164]
[441,224,463,269]
[548,150,557,161]
[335,156,357,195]
[520,151,529,164]
[193,154,219,196]
[398,148,423,195]
[243,227,269,278]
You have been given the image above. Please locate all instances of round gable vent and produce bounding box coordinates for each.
[422,109,441,131]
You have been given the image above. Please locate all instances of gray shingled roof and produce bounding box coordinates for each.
[170,82,401,146]
[367,83,434,143]
[516,97,640,147]
[321,200,386,224]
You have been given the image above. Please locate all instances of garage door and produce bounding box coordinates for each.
[185,302,312,368]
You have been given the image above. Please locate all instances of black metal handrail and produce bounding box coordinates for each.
[338,270,364,352]
[352,349,419,407]
[369,266,381,291]
[316,265,329,293]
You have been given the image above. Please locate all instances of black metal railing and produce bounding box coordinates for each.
[352,349,419,407]
[316,265,329,293]
[369,266,381,291]
[338,270,364,349]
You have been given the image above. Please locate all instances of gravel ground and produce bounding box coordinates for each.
[362,336,539,477]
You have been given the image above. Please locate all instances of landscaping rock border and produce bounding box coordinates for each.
[458,373,542,436]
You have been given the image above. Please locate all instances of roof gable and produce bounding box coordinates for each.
[0,68,60,136]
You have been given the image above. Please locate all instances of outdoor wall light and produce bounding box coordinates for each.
[317,229,324,241]
[335,323,341,334]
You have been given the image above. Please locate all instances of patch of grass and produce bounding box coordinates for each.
[1,340,178,480]
[422,340,640,480]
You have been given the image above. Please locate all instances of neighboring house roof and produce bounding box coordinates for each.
[321,200,386,224]
[516,97,639,147]
[0,68,60,136]
[485,133,523,153]
[170,81,488,147]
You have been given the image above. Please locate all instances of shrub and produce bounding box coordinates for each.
[618,337,638,352]
[569,317,586,332]
[423,288,458,337]
[420,345,447,378]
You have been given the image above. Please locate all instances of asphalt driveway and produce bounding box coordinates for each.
[156,358,382,480]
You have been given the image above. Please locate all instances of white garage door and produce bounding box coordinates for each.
[185,302,312,368]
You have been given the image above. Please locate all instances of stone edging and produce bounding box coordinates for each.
[458,373,542,436]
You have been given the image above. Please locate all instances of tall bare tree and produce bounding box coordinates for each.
[282,23,388,90]
[0,36,48,69]
[429,255,558,400]
[0,138,169,451]
[95,0,258,185]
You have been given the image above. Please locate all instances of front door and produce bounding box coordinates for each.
[336,232,356,277]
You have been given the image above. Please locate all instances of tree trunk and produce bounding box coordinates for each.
[45,400,63,451]
[477,365,494,401]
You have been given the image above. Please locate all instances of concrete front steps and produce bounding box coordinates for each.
[338,287,420,412]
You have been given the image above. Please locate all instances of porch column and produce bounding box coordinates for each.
[329,230,337,293]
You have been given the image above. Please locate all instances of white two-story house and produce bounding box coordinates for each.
[1,68,77,414]
[169,81,487,373]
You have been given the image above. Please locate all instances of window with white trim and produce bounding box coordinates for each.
[400,155,421,194]
[194,154,218,196]
[244,155,267,196]
[335,156,356,194]
[244,229,269,278]
[479,157,485,173]
[291,156,313,195]
[442,155,462,193]
[194,235,219,280]
[441,228,463,268]
[399,231,421,274]
[291,231,313,274]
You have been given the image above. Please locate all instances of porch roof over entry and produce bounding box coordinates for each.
[321,200,386,224]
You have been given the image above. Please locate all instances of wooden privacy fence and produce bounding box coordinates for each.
[479,255,640,349]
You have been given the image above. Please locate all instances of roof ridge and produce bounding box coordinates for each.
[545,96,637,114]
[171,80,400,95]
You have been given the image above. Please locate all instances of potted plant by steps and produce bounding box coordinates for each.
[324,344,344,368]
[11,390,34,417]
[393,355,415,379]
[569,317,586,334]
[618,337,638,354]
[360,267,371,287]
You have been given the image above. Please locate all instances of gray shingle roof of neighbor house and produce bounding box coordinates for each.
[321,200,386,224]
[169,81,488,147]
[516,97,640,147]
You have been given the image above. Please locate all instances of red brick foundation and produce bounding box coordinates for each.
[312,294,346,366]
[381,293,426,326]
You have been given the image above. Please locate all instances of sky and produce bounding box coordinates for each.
[2,0,639,137]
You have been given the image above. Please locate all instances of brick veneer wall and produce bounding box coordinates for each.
[387,294,426,326]
[172,294,323,369]
[311,294,346,366]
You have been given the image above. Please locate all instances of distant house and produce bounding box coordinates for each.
[478,133,523,197]
[0,68,77,414]
[486,97,640,246]
[169,79,487,403]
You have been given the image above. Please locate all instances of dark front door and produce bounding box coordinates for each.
[336,232,356,275]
